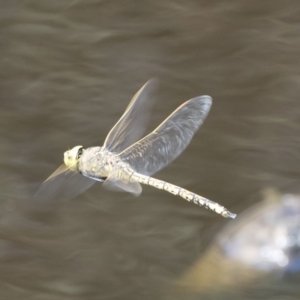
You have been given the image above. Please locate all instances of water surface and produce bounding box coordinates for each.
[1,1,300,299]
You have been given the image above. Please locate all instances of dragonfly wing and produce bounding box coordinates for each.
[119,95,212,175]
[103,79,157,154]
[34,164,96,203]
[103,174,142,196]
[44,164,69,181]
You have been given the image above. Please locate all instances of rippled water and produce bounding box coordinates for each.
[1,1,300,299]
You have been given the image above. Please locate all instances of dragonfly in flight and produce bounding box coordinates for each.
[36,81,236,219]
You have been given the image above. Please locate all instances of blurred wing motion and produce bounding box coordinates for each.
[103,79,157,154]
[44,164,69,181]
[103,173,142,196]
[119,96,212,176]
[34,165,96,203]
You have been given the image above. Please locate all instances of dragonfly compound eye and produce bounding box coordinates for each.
[76,147,84,159]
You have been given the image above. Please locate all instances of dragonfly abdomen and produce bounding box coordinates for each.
[131,172,236,219]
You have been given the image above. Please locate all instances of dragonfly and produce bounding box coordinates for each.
[35,80,236,219]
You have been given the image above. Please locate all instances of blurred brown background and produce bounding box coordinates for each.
[1,1,300,299]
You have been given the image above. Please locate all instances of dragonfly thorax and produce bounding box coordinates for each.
[78,147,122,179]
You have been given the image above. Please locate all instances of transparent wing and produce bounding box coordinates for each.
[101,169,142,196]
[33,164,96,203]
[103,79,157,154]
[103,176,142,197]
[119,96,212,176]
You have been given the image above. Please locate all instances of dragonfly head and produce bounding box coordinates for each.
[64,145,84,170]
